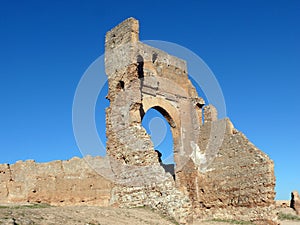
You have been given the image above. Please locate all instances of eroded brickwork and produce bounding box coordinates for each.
[0,17,277,225]
[104,18,276,224]
[0,157,112,205]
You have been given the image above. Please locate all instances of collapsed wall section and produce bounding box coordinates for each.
[179,108,277,223]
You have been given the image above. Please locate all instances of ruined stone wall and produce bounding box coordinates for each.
[179,115,277,222]
[0,17,277,225]
[104,18,277,224]
[104,18,196,223]
[175,106,276,223]
[0,157,112,206]
[291,191,300,214]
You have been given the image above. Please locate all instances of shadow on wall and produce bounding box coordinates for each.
[155,149,175,180]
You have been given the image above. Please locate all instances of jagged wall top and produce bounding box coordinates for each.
[105,17,139,49]
[105,17,187,76]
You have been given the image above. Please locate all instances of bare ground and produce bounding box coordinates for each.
[0,204,299,225]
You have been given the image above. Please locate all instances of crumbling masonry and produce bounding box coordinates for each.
[0,18,277,224]
[105,18,276,224]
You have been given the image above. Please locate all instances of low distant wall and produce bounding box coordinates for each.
[0,157,112,206]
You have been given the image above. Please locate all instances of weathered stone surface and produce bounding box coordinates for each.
[276,200,290,208]
[0,17,277,224]
[0,157,112,206]
[104,17,277,224]
[291,191,300,214]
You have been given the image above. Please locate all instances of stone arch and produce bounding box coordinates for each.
[104,17,276,224]
[141,107,176,179]
[142,96,182,178]
[142,96,179,128]
[148,106,175,128]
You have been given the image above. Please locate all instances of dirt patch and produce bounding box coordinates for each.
[0,204,300,225]
[0,204,175,225]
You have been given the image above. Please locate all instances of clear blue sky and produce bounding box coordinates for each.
[0,0,299,200]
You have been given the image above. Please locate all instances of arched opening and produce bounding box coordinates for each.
[142,107,175,179]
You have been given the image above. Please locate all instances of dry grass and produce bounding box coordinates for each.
[210,218,254,224]
[278,212,300,221]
